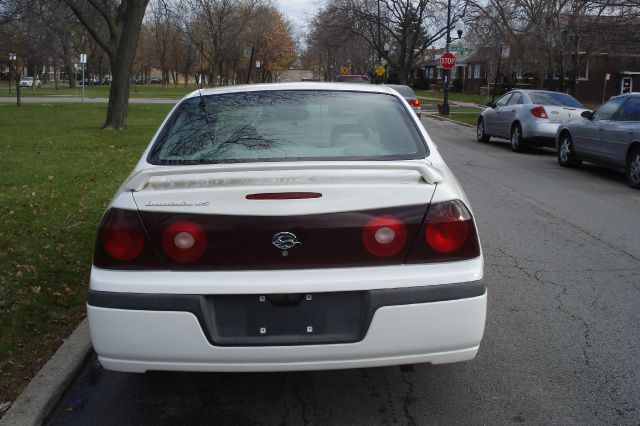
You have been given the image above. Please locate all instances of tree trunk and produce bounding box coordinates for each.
[102,2,148,130]
[63,0,149,130]
[54,63,60,90]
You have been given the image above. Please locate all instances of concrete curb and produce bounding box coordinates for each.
[423,113,476,128]
[0,319,91,426]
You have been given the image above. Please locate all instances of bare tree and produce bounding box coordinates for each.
[320,0,468,84]
[183,0,258,86]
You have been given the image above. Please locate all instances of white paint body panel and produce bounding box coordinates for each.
[90,258,483,294]
[88,294,486,373]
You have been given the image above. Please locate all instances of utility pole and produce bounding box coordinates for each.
[81,35,87,103]
[246,47,255,84]
[377,0,381,64]
[441,0,452,115]
[8,53,16,95]
[199,41,203,89]
[491,45,506,104]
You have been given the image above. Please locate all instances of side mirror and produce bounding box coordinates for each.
[581,110,593,120]
[486,102,496,108]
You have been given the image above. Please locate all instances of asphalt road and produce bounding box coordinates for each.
[47,117,640,425]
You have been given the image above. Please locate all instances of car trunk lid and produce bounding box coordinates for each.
[129,164,438,269]
[543,106,587,124]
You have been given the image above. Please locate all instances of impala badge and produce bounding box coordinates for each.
[272,232,301,256]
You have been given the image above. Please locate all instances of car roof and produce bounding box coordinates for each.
[186,82,396,99]
[611,92,640,99]
[518,90,574,96]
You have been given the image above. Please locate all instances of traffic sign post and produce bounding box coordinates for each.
[375,65,385,77]
[340,66,349,75]
[440,52,456,116]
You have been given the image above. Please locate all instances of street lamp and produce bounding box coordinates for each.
[455,20,465,40]
[8,52,16,94]
[441,11,464,116]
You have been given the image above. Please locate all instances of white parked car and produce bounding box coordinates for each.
[19,76,41,88]
[477,90,588,152]
[88,83,486,373]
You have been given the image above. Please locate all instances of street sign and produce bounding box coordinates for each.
[439,53,456,70]
[500,45,510,59]
[375,65,385,76]
[605,73,611,81]
[80,54,87,64]
[340,66,349,75]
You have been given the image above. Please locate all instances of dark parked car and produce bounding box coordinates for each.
[384,84,421,118]
[556,93,640,189]
[78,77,96,86]
[150,76,163,84]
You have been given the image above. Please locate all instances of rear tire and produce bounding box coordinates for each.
[510,124,525,152]
[627,147,640,189]
[477,118,490,143]
[557,132,581,167]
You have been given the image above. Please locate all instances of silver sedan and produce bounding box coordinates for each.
[477,90,587,152]
[556,93,640,189]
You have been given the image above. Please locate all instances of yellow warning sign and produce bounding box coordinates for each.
[340,66,349,75]
[375,65,385,76]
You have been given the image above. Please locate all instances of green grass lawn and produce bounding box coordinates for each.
[447,111,481,126]
[0,83,198,99]
[0,103,172,405]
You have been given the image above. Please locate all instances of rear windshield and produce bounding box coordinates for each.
[528,92,583,107]
[148,90,428,165]
[336,76,370,83]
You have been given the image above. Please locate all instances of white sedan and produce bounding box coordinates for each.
[19,76,41,88]
[87,83,486,373]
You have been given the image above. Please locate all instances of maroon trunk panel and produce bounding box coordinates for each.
[138,205,427,270]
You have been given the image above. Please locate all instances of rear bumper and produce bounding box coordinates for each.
[524,120,560,141]
[87,281,487,372]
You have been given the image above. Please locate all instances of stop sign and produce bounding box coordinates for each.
[440,52,456,70]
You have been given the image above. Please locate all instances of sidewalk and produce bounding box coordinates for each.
[0,97,177,104]
[417,96,482,108]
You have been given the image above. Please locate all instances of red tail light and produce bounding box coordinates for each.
[362,215,408,257]
[409,99,421,107]
[162,221,208,262]
[406,200,480,263]
[94,208,164,269]
[425,202,470,253]
[101,210,145,261]
[530,106,548,119]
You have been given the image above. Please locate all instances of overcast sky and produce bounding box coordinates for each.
[276,0,324,31]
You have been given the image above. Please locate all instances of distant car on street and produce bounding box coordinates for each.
[19,76,41,88]
[556,93,640,189]
[336,74,370,84]
[384,84,422,118]
[150,76,163,84]
[477,90,587,152]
